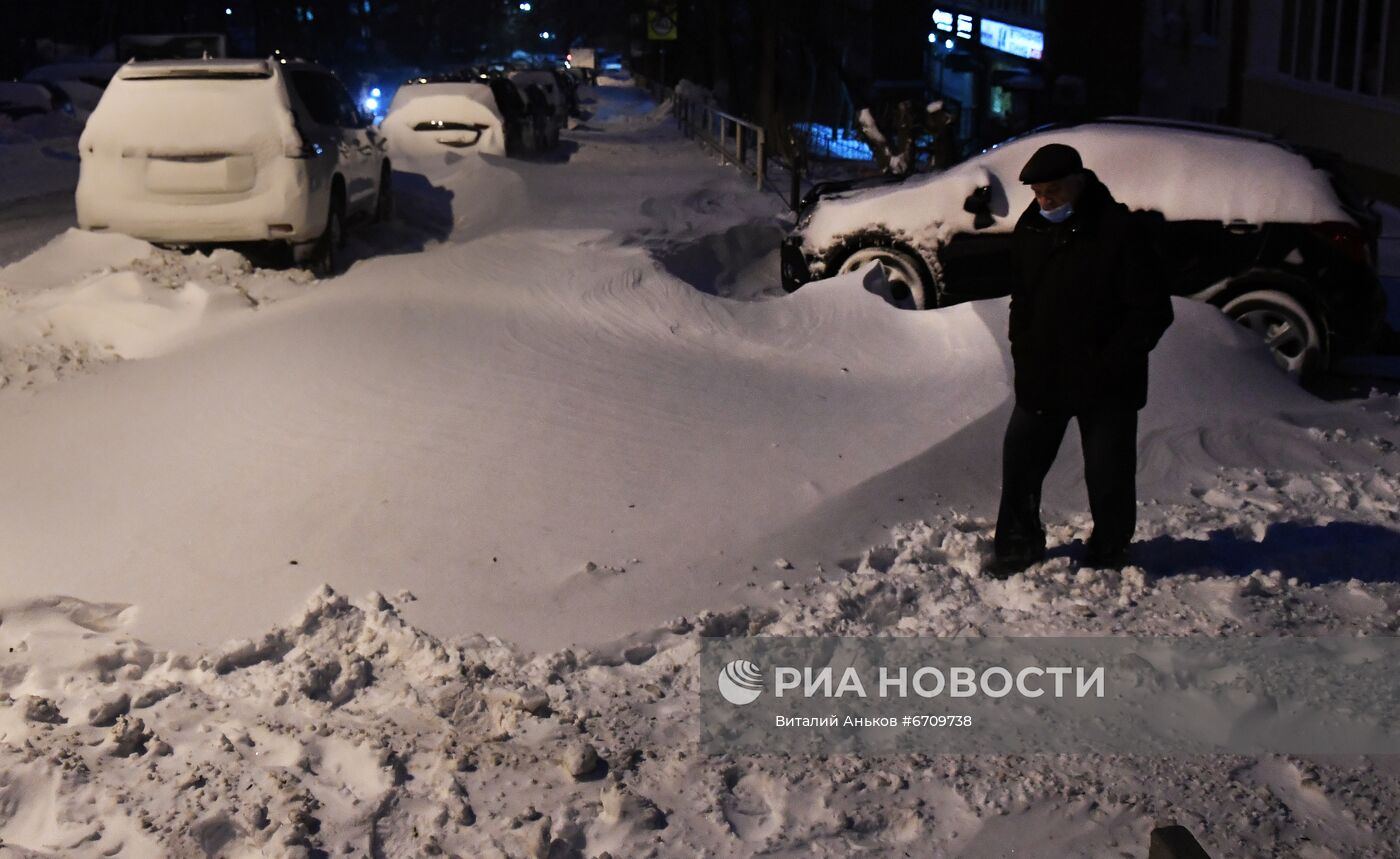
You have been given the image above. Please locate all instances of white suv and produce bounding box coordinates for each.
[76,58,390,274]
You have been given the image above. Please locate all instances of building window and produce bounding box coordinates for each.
[1279,0,1400,100]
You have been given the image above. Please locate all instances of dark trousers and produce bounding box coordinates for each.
[994,403,1139,559]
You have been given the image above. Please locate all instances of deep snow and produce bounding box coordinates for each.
[0,79,1398,858]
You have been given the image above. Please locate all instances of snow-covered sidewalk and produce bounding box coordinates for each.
[0,81,1398,857]
[2,461,1397,857]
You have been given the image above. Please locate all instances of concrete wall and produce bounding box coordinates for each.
[1240,0,1400,203]
[1241,73,1400,202]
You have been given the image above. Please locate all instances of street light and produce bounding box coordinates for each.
[519,2,532,10]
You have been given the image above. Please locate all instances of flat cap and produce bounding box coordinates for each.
[1018,143,1084,184]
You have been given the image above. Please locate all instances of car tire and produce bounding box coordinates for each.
[1220,288,1325,379]
[836,245,931,310]
[307,194,345,279]
[373,164,393,224]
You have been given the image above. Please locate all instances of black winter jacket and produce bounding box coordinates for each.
[1009,172,1174,413]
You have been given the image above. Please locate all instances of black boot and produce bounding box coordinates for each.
[1081,541,1130,570]
[986,546,1046,580]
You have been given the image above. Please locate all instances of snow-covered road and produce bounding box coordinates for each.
[0,190,73,267]
[0,86,1387,655]
[0,81,1398,858]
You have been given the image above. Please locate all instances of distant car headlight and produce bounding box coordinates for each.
[362,96,380,112]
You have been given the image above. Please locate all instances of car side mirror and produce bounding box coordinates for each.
[963,185,995,230]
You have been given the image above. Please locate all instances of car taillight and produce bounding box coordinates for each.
[1309,221,1372,267]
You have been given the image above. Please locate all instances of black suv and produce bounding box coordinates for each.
[781,118,1385,377]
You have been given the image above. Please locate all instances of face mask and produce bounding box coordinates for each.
[1039,201,1074,223]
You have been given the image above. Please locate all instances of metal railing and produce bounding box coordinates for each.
[674,96,767,191]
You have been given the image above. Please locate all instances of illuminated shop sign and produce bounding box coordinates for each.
[932,9,954,31]
[979,17,1044,60]
[956,13,974,39]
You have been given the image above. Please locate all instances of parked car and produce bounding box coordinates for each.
[516,81,560,151]
[508,69,568,138]
[21,62,121,121]
[0,82,61,120]
[1,63,118,123]
[552,68,581,117]
[568,47,598,81]
[392,73,548,157]
[76,57,390,275]
[22,61,121,89]
[482,75,533,155]
[382,80,508,157]
[781,118,1385,376]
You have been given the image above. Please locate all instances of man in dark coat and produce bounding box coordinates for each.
[990,143,1174,577]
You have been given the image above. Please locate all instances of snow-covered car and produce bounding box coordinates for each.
[781,118,1386,375]
[552,68,581,117]
[382,80,508,158]
[508,69,567,142]
[76,57,391,275]
[481,76,533,155]
[18,62,121,122]
[0,82,59,120]
[22,61,121,90]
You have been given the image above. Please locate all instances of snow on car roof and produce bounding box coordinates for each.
[508,69,559,89]
[800,122,1352,255]
[84,59,296,157]
[116,58,274,80]
[1064,115,1282,143]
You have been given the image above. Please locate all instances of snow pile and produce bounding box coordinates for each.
[0,229,312,393]
[1,452,1397,856]
[673,79,714,106]
[390,148,528,242]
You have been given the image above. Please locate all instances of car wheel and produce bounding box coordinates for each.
[836,245,931,310]
[1221,288,1324,378]
[373,165,393,223]
[307,196,345,278]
